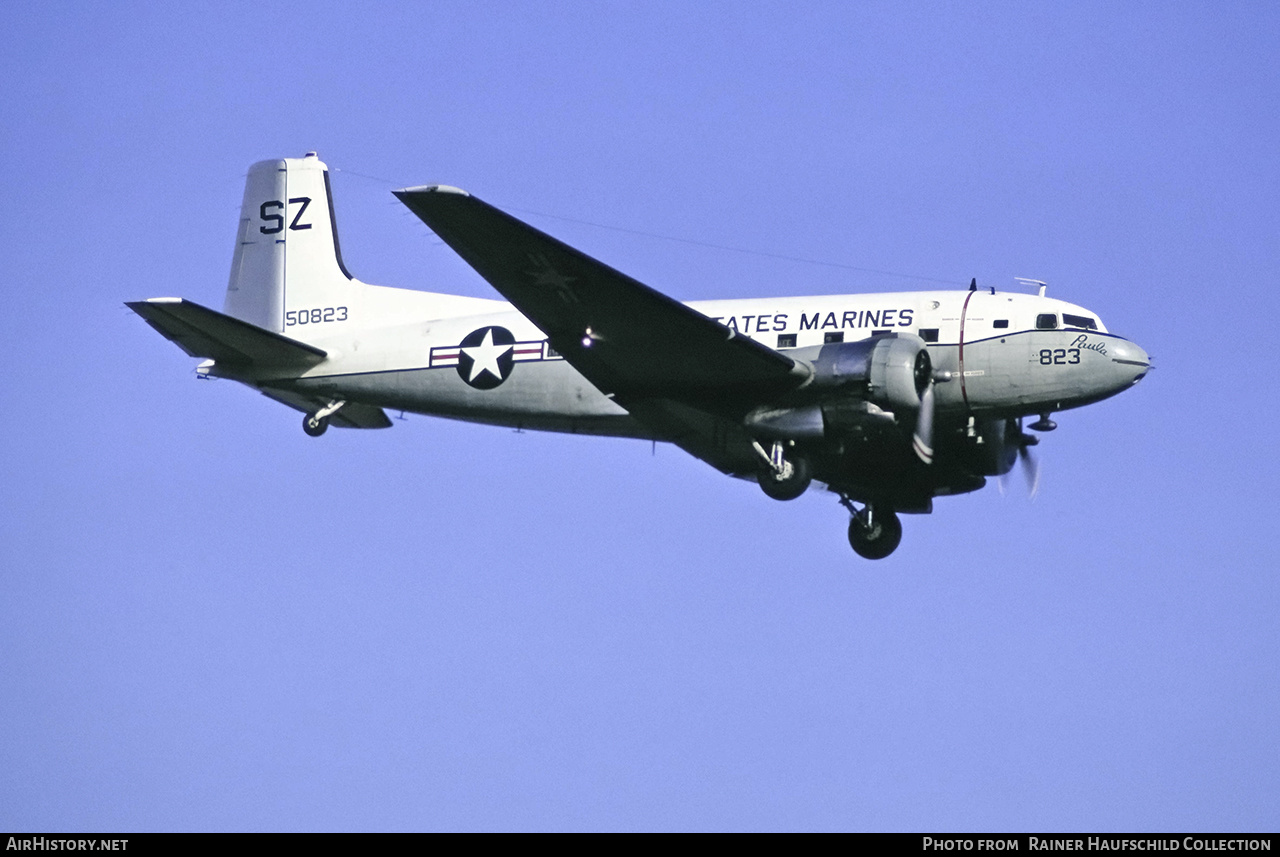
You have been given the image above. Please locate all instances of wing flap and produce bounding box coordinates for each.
[127,298,326,367]
[393,187,802,410]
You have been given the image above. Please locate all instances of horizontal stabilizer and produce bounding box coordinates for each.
[127,298,327,367]
[259,387,393,429]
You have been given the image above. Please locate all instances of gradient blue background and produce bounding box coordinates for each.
[3,1,1276,832]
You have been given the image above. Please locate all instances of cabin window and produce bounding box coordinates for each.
[919,328,939,343]
[824,331,844,344]
[777,333,797,349]
[993,319,1009,329]
[872,329,891,336]
[1036,313,1058,330]
[1062,313,1098,330]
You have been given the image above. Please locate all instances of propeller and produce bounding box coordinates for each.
[999,417,1041,499]
[1008,419,1039,501]
[911,349,935,465]
[1019,436,1041,499]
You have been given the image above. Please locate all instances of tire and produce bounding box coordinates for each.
[758,454,812,501]
[847,507,902,559]
[303,414,329,437]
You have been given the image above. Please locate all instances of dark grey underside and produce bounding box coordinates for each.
[249,363,979,511]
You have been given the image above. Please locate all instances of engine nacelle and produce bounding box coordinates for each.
[948,417,1020,476]
[743,334,931,442]
[809,333,931,413]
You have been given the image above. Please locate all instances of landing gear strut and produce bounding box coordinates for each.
[752,440,812,501]
[839,496,902,560]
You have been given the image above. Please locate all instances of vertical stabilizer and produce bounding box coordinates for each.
[224,153,355,332]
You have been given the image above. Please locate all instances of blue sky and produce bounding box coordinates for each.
[2,1,1277,832]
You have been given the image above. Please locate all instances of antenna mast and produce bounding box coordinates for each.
[1015,277,1048,297]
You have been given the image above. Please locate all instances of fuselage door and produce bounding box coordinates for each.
[959,291,1030,412]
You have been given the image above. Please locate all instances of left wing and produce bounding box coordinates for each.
[394,186,807,417]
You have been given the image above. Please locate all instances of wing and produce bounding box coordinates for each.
[622,397,761,476]
[393,186,806,418]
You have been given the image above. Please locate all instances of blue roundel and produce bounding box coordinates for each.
[456,326,516,389]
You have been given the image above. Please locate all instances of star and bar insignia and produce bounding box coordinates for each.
[429,326,560,389]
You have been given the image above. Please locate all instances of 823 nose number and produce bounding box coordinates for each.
[1039,348,1081,365]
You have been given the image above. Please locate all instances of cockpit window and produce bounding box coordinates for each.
[1036,313,1058,330]
[1062,313,1098,330]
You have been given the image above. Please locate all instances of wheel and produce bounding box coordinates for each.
[303,413,329,437]
[847,507,902,559]
[758,454,812,501]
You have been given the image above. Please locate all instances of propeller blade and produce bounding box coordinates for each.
[1020,444,1040,500]
[912,381,935,464]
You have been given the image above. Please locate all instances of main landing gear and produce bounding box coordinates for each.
[839,496,902,560]
[752,440,812,501]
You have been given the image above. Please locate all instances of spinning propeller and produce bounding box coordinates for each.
[998,418,1042,499]
[911,350,936,465]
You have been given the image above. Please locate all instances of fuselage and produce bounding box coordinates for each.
[217,286,1150,437]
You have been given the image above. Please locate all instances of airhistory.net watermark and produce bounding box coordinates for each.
[5,839,128,851]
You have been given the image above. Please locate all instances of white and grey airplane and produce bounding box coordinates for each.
[129,153,1151,559]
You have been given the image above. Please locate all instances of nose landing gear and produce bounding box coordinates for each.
[839,496,902,559]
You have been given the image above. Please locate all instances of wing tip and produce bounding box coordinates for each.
[126,297,183,307]
[394,184,470,197]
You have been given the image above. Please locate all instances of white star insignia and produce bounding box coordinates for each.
[525,253,579,304]
[461,328,512,383]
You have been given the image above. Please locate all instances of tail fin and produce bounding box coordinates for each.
[223,152,357,332]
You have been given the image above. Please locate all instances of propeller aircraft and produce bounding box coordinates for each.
[129,154,1151,559]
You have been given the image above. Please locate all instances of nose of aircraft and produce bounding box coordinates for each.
[1109,338,1152,387]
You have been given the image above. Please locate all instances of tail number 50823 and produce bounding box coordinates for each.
[286,307,348,326]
